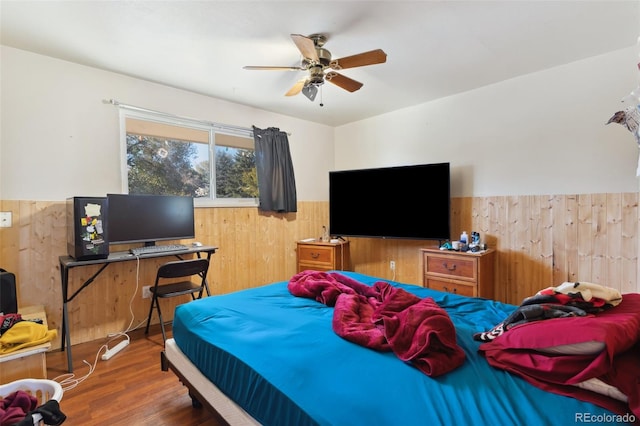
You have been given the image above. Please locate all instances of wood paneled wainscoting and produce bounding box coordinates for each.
[349,193,639,303]
[0,193,638,350]
[0,200,330,350]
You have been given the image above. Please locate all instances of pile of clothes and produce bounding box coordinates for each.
[0,313,57,355]
[0,392,66,426]
[475,281,640,419]
[473,281,622,342]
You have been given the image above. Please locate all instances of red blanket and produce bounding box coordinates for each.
[288,270,465,376]
[479,293,640,419]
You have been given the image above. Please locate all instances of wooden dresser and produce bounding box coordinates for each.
[296,240,351,272]
[421,248,495,299]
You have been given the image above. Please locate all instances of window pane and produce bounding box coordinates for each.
[215,146,257,198]
[126,134,210,197]
[122,112,257,204]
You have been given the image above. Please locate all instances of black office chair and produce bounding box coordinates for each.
[145,258,210,343]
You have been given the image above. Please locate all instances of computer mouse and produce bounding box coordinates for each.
[192,241,203,247]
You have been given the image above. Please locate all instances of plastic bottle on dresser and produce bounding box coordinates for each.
[460,231,468,244]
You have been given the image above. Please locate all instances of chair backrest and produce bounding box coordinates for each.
[156,258,210,281]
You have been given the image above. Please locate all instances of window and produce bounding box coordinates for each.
[120,110,257,207]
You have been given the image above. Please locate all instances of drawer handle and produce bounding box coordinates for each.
[310,252,320,259]
[443,286,449,292]
[442,262,456,271]
[442,286,457,294]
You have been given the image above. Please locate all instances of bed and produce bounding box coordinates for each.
[162,270,639,425]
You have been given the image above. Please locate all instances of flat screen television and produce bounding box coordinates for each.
[329,162,450,240]
[107,194,195,246]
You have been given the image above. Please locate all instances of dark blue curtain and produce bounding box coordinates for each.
[252,126,297,213]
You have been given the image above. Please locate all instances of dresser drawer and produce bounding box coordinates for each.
[426,277,476,297]
[425,254,476,280]
[421,248,495,300]
[298,245,334,264]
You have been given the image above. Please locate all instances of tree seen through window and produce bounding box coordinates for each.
[125,133,257,199]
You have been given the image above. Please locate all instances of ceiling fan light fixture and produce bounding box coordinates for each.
[308,65,325,86]
[302,85,318,101]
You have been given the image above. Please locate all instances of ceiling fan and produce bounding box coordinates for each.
[243,34,387,101]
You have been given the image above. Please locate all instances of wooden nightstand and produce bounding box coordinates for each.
[296,240,351,272]
[421,248,495,299]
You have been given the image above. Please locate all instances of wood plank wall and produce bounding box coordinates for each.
[0,193,637,350]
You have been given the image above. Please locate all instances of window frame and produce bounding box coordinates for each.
[118,108,258,208]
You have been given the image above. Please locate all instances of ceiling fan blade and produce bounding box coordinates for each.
[243,66,303,71]
[330,49,387,70]
[290,34,319,62]
[285,79,307,96]
[325,72,363,92]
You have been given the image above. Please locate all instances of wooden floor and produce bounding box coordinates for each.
[46,325,222,425]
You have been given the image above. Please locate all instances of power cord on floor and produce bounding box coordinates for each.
[53,256,145,391]
[52,342,107,392]
[52,331,132,391]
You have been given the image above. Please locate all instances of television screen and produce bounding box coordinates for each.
[107,194,195,245]
[329,163,450,240]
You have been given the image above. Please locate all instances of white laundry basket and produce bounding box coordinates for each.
[0,379,64,425]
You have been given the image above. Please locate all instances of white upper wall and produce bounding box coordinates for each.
[335,47,640,197]
[2,45,639,202]
[0,46,334,201]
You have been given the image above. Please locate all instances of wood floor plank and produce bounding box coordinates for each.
[46,325,221,425]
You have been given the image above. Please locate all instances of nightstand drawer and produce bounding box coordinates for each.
[298,245,334,264]
[425,254,475,280]
[426,278,476,298]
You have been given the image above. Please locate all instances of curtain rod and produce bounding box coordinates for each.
[102,99,291,136]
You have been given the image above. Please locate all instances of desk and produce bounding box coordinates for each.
[59,245,217,372]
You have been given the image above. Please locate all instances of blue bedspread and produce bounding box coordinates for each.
[172,271,628,426]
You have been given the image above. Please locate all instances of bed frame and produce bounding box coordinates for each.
[161,338,259,425]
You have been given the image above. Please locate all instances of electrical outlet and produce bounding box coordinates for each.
[0,212,12,228]
[142,286,152,299]
[390,260,396,271]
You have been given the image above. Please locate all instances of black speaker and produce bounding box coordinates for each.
[0,268,18,314]
[67,196,109,260]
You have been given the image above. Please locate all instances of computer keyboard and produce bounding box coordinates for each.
[129,244,189,256]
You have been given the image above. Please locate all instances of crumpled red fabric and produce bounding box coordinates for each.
[0,390,37,425]
[479,293,640,420]
[287,269,380,306]
[372,282,466,376]
[288,270,465,376]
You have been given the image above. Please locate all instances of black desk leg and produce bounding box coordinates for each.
[60,263,74,372]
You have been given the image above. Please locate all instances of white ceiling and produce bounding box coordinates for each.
[1,1,639,127]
